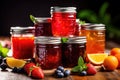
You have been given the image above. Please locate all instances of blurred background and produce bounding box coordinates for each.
[0,0,120,44]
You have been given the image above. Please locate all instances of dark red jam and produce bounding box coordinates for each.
[34,18,53,36]
[35,36,61,69]
[62,36,86,67]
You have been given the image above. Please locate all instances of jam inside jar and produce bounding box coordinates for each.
[62,36,86,67]
[35,36,62,69]
[10,27,35,59]
[51,7,77,37]
[34,17,53,36]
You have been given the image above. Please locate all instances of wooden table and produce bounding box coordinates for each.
[1,68,120,80]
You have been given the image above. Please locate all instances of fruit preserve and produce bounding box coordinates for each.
[62,36,86,67]
[10,27,35,59]
[80,23,105,54]
[35,36,61,69]
[34,17,53,36]
[51,7,76,37]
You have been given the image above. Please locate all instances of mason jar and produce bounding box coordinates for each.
[35,36,62,69]
[62,36,86,67]
[10,27,35,59]
[51,6,77,37]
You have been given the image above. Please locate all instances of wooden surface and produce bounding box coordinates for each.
[1,68,120,80]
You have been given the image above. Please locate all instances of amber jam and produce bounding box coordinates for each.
[80,23,105,54]
[62,36,86,67]
[34,17,53,36]
[10,27,35,59]
[51,7,77,37]
[35,36,61,69]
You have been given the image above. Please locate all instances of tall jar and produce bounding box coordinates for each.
[51,6,77,37]
[34,17,53,36]
[80,23,105,54]
[35,36,62,69]
[62,36,86,67]
[10,27,35,59]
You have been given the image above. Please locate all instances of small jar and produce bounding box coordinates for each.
[10,27,35,59]
[62,36,86,67]
[35,36,62,69]
[51,6,77,37]
[80,23,105,53]
[34,17,53,36]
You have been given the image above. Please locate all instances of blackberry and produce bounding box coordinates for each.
[0,62,7,71]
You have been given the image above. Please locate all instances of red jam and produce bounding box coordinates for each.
[10,27,34,59]
[35,36,61,69]
[34,18,53,36]
[51,7,77,37]
[62,36,86,67]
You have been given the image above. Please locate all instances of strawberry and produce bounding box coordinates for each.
[86,63,97,75]
[24,62,44,79]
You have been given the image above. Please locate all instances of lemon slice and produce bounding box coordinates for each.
[6,57,26,68]
[87,53,108,65]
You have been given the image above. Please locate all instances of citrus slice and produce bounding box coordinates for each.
[87,53,108,65]
[6,57,26,68]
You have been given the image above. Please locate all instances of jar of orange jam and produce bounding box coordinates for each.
[80,23,105,54]
[10,27,35,59]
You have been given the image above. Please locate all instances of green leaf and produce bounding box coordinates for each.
[30,15,38,23]
[61,37,68,43]
[71,66,80,72]
[78,56,84,66]
[99,2,109,18]
[1,47,9,58]
[0,43,2,49]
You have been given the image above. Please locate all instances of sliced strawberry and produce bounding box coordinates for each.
[86,63,97,75]
[31,66,44,79]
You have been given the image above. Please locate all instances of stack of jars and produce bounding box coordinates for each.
[10,6,105,70]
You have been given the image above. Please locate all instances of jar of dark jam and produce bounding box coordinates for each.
[62,36,86,67]
[34,17,53,36]
[51,6,77,37]
[35,36,61,69]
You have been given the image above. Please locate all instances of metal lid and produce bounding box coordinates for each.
[35,17,51,23]
[67,36,86,43]
[81,23,105,30]
[10,26,35,34]
[51,6,76,13]
[35,36,61,44]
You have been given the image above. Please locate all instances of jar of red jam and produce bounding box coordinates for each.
[51,6,77,37]
[62,36,86,67]
[35,36,62,69]
[10,27,35,59]
[34,17,53,36]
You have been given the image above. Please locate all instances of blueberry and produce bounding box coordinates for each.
[80,71,87,76]
[0,62,7,71]
[55,69,62,74]
[12,67,25,73]
[57,66,64,72]
[57,72,64,78]
[64,70,71,77]
[12,67,18,73]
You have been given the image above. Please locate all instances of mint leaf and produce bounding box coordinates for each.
[78,56,84,66]
[61,37,68,43]
[71,66,80,72]
[30,15,38,23]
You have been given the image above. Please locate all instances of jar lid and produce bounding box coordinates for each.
[35,17,51,23]
[35,36,61,44]
[81,23,105,30]
[51,6,76,13]
[10,27,35,34]
[67,36,86,43]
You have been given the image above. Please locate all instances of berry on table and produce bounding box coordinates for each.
[80,71,87,76]
[0,62,8,71]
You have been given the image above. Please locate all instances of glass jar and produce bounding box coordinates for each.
[34,17,53,36]
[62,36,86,67]
[10,27,35,59]
[35,36,62,69]
[80,23,105,54]
[51,6,77,37]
